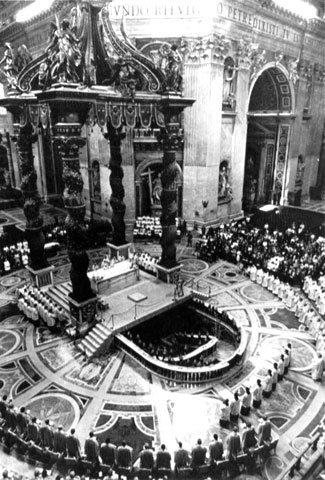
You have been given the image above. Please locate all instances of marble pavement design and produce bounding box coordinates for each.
[0,251,323,478]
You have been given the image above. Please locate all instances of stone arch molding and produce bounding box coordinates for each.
[248,61,296,114]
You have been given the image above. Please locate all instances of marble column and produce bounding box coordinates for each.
[16,120,47,271]
[54,127,94,303]
[105,124,126,246]
[182,36,228,227]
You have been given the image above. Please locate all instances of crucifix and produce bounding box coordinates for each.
[141,167,154,205]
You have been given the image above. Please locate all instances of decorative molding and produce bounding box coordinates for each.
[236,39,266,78]
[181,35,231,65]
[285,57,300,85]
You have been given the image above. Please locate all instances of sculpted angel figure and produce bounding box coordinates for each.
[0,42,18,89]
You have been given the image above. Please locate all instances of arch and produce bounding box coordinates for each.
[135,158,183,217]
[248,62,295,114]
[135,157,183,184]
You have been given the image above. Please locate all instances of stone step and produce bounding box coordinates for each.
[96,323,111,336]
[80,339,96,355]
[87,330,104,346]
[89,328,107,343]
[84,335,101,350]
[84,347,93,359]
[47,289,70,311]
[55,283,71,296]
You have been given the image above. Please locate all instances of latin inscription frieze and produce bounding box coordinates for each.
[108,1,323,49]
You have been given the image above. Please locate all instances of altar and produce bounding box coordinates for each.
[88,260,137,295]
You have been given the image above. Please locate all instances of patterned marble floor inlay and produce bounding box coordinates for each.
[25,393,80,431]
[0,255,323,480]
[0,329,21,356]
[108,355,151,395]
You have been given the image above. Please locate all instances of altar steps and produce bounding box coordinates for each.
[46,282,71,313]
[79,323,113,359]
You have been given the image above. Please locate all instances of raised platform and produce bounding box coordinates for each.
[88,259,137,294]
[99,271,192,335]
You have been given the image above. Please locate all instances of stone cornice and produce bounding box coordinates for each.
[254,0,325,36]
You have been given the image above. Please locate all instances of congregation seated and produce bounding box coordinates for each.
[133,216,182,241]
[0,240,29,276]
[195,220,325,288]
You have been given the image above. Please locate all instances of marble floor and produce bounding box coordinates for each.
[0,243,324,479]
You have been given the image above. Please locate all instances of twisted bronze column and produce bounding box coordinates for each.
[17,121,47,270]
[55,134,94,303]
[105,124,126,246]
[159,116,183,268]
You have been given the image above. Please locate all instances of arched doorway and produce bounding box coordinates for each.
[243,65,294,212]
[135,160,183,218]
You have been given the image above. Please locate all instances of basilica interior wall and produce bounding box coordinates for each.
[0,0,324,226]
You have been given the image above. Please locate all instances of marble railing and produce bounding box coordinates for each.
[115,325,247,385]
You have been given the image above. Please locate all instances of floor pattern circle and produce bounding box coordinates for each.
[0,330,21,357]
[0,276,21,287]
[181,259,209,274]
[24,393,80,431]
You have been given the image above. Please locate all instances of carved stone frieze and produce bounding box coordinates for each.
[274,50,284,67]
[181,35,231,65]
[314,63,325,83]
[236,40,266,77]
[286,57,300,85]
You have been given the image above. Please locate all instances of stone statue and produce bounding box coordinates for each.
[111,54,140,99]
[15,45,33,72]
[0,42,18,89]
[39,17,82,86]
[152,173,162,204]
[158,44,182,92]
[223,63,236,107]
[218,164,231,198]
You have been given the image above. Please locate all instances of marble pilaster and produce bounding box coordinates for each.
[182,36,227,227]
[230,64,250,216]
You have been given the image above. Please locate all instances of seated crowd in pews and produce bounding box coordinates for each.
[0,391,277,479]
[0,241,29,276]
[133,217,182,241]
[196,220,325,287]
